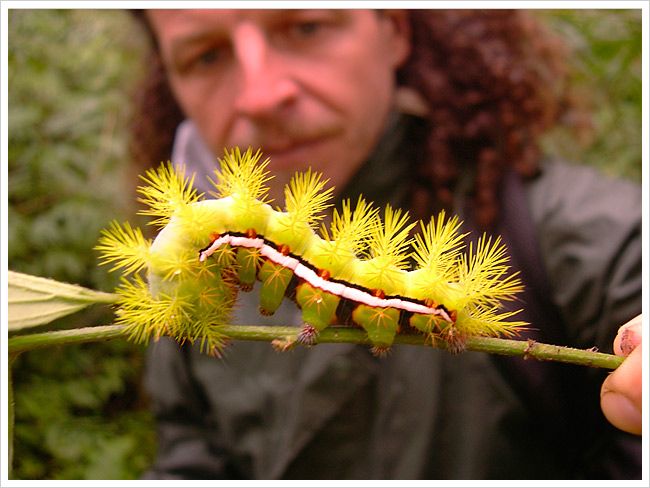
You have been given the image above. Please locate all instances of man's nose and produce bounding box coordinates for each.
[233,23,298,116]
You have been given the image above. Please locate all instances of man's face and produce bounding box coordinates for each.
[147,9,410,193]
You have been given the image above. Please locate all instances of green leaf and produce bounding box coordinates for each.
[8,271,119,330]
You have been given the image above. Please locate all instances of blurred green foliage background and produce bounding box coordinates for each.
[8,10,154,479]
[541,9,642,181]
[6,8,642,480]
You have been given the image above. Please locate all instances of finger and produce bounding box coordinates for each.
[600,344,642,435]
[613,314,642,357]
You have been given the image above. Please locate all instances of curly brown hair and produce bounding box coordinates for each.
[130,10,577,228]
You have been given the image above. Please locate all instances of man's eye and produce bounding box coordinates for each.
[176,46,225,74]
[196,47,221,66]
[284,18,332,41]
[292,21,323,37]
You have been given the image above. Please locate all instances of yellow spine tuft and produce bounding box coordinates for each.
[320,196,379,255]
[456,306,527,338]
[367,205,415,269]
[114,275,192,345]
[209,147,273,203]
[137,162,202,227]
[352,206,415,294]
[411,210,466,280]
[284,169,334,229]
[456,235,524,309]
[95,221,151,275]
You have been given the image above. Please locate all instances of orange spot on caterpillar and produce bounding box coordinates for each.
[318,269,331,280]
[372,289,386,299]
[424,298,437,308]
[246,228,258,238]
[278,244,291,256]
[449,309,457,323]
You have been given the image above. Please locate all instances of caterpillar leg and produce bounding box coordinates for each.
[257,259,294,315]
[352,304,400,357]
[410,312,449,337]
[295,282,340,345]
[235,247,261,291]
[410,312,465,353]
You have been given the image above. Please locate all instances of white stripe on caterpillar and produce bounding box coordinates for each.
[199,232,452,321]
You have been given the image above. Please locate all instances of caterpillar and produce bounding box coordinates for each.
[96,147,526,357]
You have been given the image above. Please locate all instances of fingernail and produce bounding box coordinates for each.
[618,327,641,356]
[614,316,642,356]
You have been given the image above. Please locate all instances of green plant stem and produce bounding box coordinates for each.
[222,325,623,369]
[8,325,126,354]
[8,324,623,369]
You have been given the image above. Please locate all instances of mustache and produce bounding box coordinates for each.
[228,118,341,151]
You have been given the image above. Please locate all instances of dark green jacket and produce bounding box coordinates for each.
[143,117,641,480]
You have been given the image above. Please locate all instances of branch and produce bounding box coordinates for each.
[8,324,623,370]
[8,325,126,354]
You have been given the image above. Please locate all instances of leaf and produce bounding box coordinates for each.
[8,270,119,330]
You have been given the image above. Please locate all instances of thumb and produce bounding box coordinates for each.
[600,316,643,435]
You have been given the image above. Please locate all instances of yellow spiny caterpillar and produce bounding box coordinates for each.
[96,147,526,356]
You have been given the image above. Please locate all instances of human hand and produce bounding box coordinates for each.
[600,315,642,435]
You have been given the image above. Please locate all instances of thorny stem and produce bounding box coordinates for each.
[8,324,624,369]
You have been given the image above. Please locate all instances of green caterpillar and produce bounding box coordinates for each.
[96,148,525,356]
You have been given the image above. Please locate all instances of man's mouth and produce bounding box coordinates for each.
[256,135,333,166]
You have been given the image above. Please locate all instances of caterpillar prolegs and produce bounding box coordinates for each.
[97,148,526,356]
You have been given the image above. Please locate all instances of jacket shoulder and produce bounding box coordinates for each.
[523,160,642,347]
